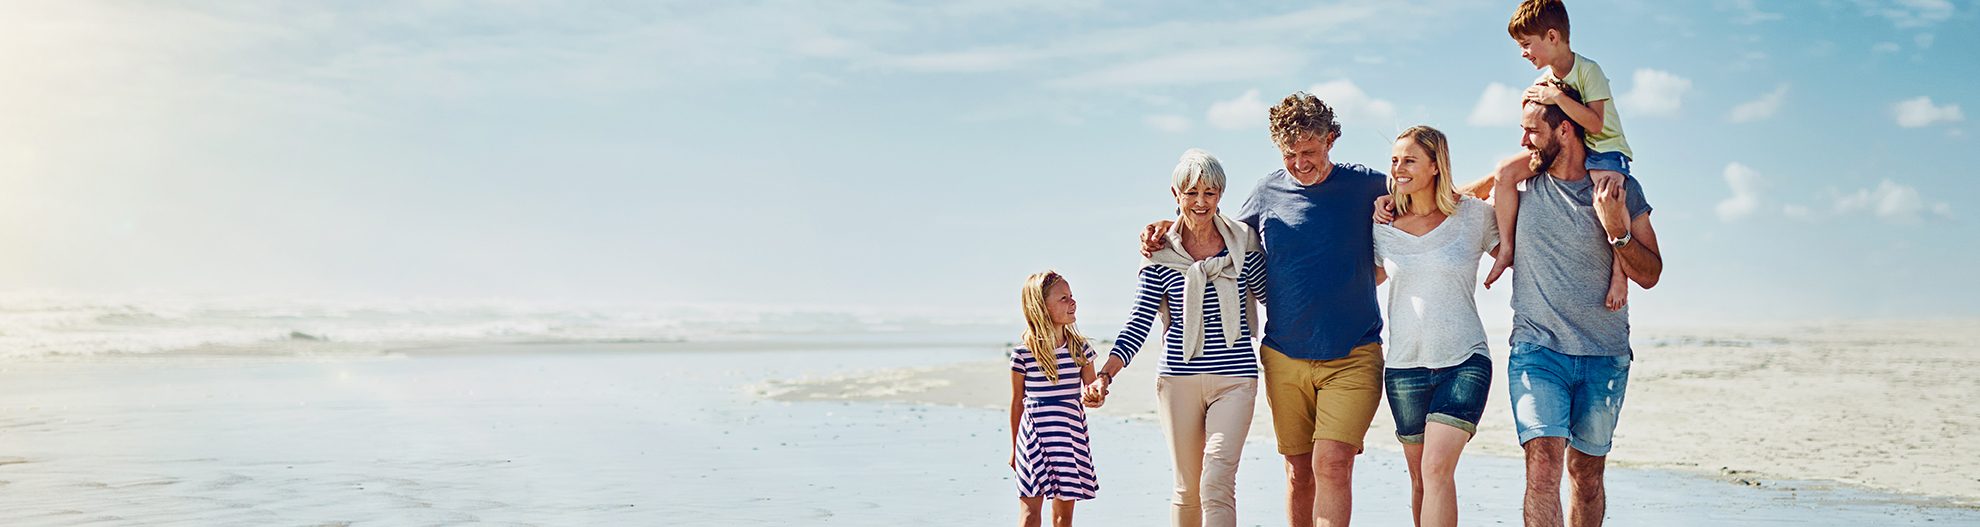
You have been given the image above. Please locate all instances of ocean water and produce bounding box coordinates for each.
[0,295,1006,357]
[0,342,1973,526]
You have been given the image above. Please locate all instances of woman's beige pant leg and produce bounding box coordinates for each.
[1157,376,1206,527]
[1199,376,1257,527]
[1159,375,1258,527]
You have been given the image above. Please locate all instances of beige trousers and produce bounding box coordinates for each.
[1155,374,1258,527]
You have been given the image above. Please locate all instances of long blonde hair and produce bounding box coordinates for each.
[1391,125,1459,216]
[1019,270,1090,382]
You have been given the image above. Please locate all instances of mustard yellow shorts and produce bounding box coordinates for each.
[1262,342,1385,455]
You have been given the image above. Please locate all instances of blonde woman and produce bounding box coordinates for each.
[1371,126,1499,527]
[1087,149,1265,527]
[1009,270,1099,527]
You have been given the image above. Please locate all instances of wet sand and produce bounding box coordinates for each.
[764,321,1980,509]
[0,336,1974,525]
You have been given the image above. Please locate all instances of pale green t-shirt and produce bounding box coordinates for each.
[1538,53,1632,159]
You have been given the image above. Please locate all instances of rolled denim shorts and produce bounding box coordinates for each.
[1585,149,1632,177]
[1383,352,1493,444]
[1507,342,1631,456]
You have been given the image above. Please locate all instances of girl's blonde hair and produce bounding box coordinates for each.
[1019,270,1090,382]
[1391,125,1459,216]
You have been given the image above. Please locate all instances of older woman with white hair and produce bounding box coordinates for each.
[1085,149,1266,527]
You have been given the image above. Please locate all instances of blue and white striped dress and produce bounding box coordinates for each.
[1109,250,1269,377]
[1010,344,1099,500]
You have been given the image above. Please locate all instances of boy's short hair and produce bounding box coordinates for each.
[1527,81,1586,144]
[1268,92,1340,149]
[1508,0,1571,41]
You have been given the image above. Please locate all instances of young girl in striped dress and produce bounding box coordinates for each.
[1010,270,1099,527]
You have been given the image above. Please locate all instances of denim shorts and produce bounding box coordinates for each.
[1507,342,1631,456]
[1585,150,1632,177]
[1383,352,1492,444]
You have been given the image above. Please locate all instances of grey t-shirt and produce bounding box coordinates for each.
[1509,172,1651,357]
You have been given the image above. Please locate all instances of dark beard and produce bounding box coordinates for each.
[1527,137,1560,174]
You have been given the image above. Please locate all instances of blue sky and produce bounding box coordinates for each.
[0,1,1974,326]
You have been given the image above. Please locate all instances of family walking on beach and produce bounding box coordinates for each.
[1006,2,1665,526]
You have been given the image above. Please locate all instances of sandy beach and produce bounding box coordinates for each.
[0,325,1974,525]
[763,320,1980,507]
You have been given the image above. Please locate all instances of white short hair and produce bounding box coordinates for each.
[1171,148,1226,192]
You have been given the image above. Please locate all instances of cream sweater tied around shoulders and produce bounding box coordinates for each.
[1141,214,1260,362]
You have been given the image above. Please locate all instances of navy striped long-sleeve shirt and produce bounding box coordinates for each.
[1107,249,1268,377]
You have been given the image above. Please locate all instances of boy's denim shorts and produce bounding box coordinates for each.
[1585,150,1632,177]
[1383,352,1493,444]
[1507,342,1631,456]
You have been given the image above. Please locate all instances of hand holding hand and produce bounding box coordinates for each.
[1082,375,1111,408]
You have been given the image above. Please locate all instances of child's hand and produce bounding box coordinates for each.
[1372,195,1396,224]
[1605,271,1629,311]
[1524,82,1563,105]
[1082,376,1110,408]
[1008,452,1016,469]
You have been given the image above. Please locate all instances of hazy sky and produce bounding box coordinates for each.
[2,1,1975,326]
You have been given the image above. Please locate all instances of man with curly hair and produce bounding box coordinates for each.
[1143,91,1390,527]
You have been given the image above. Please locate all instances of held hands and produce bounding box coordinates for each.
[1081,375,1111,408]
[1372,195,1396,224]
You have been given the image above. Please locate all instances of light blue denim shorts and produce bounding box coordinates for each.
[1584,150,1632,177]
[1507,342,1631,456]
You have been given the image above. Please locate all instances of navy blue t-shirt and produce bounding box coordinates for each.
[1235,164,1388,361]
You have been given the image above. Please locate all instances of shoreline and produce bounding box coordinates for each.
[759,321,1980,508]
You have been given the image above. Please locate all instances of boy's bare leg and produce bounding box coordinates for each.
[1604,257,1628,311]
[1484,153,1538,288]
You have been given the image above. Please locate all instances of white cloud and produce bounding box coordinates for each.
[1308,79,1397,130]
[1048,47,1303,89]
[1717,163,1764,221]
[1855,0,1955,28]
[1729,84,1790,123]
[1207,89,1268,130]
[1620,69,1692,118]
[1833,179,1953,223]
[1873,42,1903,53]
[1915,33,1936,49]
[1782,204,1814,221]
[1144,114,1192,133]
[1893,96,1964,127]
[1467,82,1525,127]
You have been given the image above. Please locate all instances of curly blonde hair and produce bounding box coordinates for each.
[1267,92,1340,150]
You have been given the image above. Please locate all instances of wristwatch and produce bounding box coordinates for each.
[1609,230,1633,249]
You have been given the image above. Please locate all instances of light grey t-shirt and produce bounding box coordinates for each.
[1510,172,1652,357]
[1374,196,1499,369]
